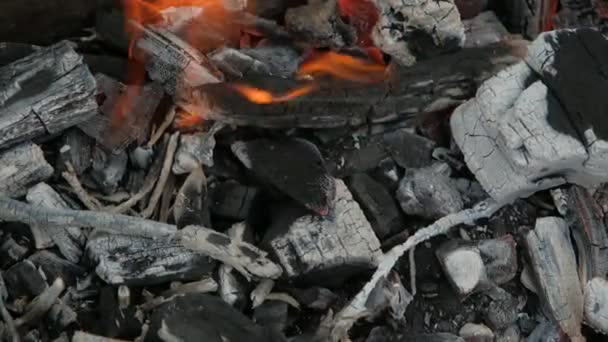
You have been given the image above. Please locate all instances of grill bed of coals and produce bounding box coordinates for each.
[3,0,608,341]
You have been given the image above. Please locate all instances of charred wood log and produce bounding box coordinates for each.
[0,0,111,45]
[56,128,94,176]
[189,40,527,129]
[0,41,98,150]
[524,217,584,341]
[263,180,382,285]
[25,183,85,263]
[85,232,216,286]
[174,166,211,228]
[0,142,53,198]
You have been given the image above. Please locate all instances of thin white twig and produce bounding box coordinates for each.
[409,247,416,296]
[147,106,177,148]
[61,162,103,210]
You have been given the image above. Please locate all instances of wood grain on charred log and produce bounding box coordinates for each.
[86,232,216,286]
[0,142,53,198]
[189,40,526,129]
[0,41,98,150]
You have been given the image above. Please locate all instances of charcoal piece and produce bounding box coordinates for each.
[146,293,279,342]
[241,45,301,78]
[346,173,405,239]
[173,130,218,175]
[337,138,389,176]
[525,319,562,341]
[396,163,463,219]
[249,0,304,18]
[26,183,85,263]
[219,263,249,308]
[372,158,402,192]
[0,40,98,150]
[382,129,436,169]
[462,12,509,48]
[129,22,223,99]
[583,277,608,334]
[86,232,215,286]
[288,286,337,311]
[231,138,335,215]
[0,142,53,198]
[0,236,28,268]
[89,146,128,195]
[264,179,381,284]
[285,0,356,47]
[436,236,517,296]
[371,0,465,65]
[552,185,608,284]
[28,251,85,287]
[48,302,77,332]
[253,300,289,333]
[129,146,154,170]
[4,260,46,298]
[459,323,494,342]
[56,128,93,175]
[484,289,519,330]
[174,167,211,228]
[210,180,258,220]
[79,74,164,151]
[194,40,526,129]
[524,217,584,341]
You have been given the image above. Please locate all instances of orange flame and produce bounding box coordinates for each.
[175,111,206,129]
[231,83,317,104]
[297,51,386,83]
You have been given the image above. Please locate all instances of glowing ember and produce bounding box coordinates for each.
[231,83,317,104]
[175,110,206,129]
[337,0,379,46]
[297,51,385,83]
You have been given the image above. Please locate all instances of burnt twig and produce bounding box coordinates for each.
[141,132,180,219]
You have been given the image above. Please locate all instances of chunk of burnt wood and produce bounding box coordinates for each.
[232,138,335,215]
[26,183,85,263]
[79,74,164,151]
[129,21,223,99]
[86,232,216,286]
[28,251,85,287]
[264,179,381,285]
[462,12,509,48]
[88,146,128,195]
[193,40,526,129]
[382,128,436,169]
[583,277,608,334]
[146,293,280,342]
[173,129,219,175]
[249,0,306,18]
[396,163,463,219]
[484,288,520,330]
[96,286,141,339]
[371,0,465,65]
[210,180,259,220]
[56,128,94,175]
[459,323,494,342]
[0,142,53,198]
[82,54,130,84]
[552,185,608,284]
[524,217,584,341]
[0,0,110,45]
[346,173,405,239]
[209,45,300,79]
[285,0,356,48]
[0,40,97,150]
[4,260,47,298]
[406,333,465,342]
[48,301,77,333]
[436,236,518,296]
[0,235,28,269]
[174,167,211,228]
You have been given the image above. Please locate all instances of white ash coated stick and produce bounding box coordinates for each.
[15,277,65,327]
[0,293,20,342]
[141,132,180,219]
[61,161,103,210]
[327,200,503,341]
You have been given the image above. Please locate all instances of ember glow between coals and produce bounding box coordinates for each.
[118,0,386,130]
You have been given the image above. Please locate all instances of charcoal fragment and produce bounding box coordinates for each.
[232,138,335,215]
[4,260,46,298]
